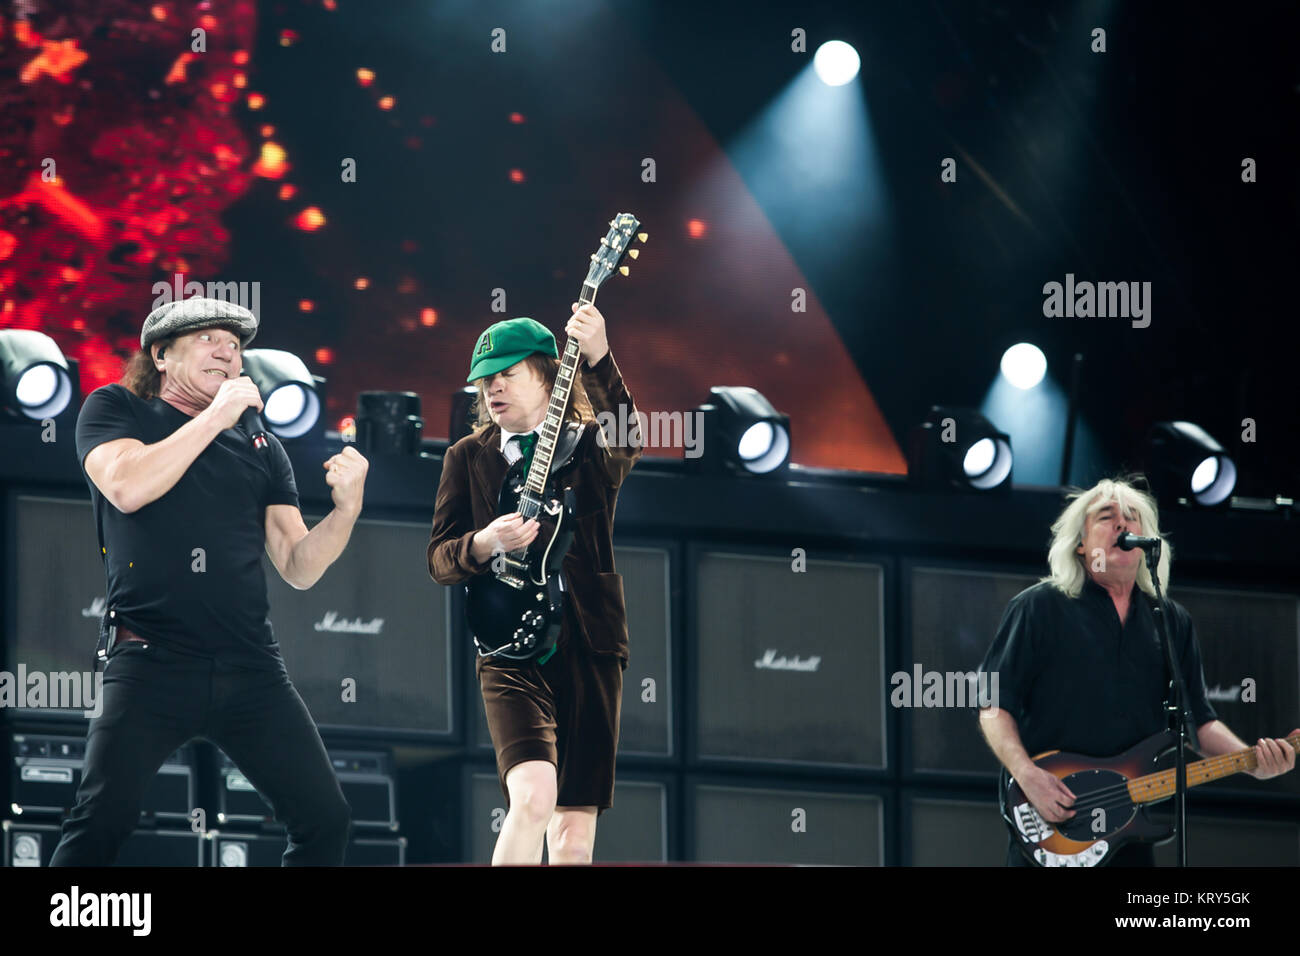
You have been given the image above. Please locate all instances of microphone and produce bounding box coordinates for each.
[1116,531,1161,552]
[238,373,268,451]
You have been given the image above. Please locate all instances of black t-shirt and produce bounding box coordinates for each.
[75,384,299,670]
[978,577,1217,759]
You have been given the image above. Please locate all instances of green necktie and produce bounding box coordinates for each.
[512,432,538,474]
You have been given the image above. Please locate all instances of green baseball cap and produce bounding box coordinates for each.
[466,317,558,382]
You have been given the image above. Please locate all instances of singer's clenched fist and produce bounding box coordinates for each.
[202,376,264,432]
[324,446,368,518]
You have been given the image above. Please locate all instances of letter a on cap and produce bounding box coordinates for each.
[475,331,492,357]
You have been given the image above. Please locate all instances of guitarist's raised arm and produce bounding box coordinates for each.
[567,301,642,488]
[979,707,1077,823]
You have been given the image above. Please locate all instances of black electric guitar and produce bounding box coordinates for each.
[464,212,645,663]
[1001,729,1300,866]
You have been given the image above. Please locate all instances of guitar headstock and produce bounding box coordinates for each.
[584,212,646,289]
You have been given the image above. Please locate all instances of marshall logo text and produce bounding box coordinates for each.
[754,649,821,672]
[314,612,384,634]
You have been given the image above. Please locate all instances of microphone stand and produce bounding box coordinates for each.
[1145,540,1195,867]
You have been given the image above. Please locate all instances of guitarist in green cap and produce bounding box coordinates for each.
[428,303,641,864]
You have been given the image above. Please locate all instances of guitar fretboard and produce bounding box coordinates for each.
[1127,733,1300,804]
[524,283,597,496]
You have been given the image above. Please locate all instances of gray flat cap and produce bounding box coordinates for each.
[141,297,259,350]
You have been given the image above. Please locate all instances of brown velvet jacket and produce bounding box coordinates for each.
[427,351,641,662]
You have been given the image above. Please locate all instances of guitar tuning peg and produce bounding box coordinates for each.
[619,265,629,276]
[626,249,640,259]
[637,232,648,243]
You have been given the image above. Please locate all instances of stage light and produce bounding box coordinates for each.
[813,41,860,86]
[908,406,1013,492]
[0,329,78,420]
[1147,421,1237,507]
[694,386,791,476]
[1000,343,1047,390]
[241,348,322,439]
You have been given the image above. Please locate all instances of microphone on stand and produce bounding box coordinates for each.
[238,373,268,451]
[1116,531,1161,552]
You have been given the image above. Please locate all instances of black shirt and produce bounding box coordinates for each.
[75,384,299,670]
[979,576,1217,759]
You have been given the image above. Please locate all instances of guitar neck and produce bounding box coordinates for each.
[523,283,597,495]
[1127,733,1300,804]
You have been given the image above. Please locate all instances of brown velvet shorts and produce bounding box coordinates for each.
[476,645,623,814]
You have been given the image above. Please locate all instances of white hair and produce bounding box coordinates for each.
[1042,477,1171,599]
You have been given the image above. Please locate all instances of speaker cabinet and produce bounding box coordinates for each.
[907,565,1037,776]
[11,732,196,821]
[692,550,885,769]
[688,780,884,865]
[1167,584,1300,796]
[7,496,107,720]
[1151,811,1300,866]
[208,830,406,866]
[216,747,397,831]
[265,516,455,738]
[3,820,204,866]
[907,794,1009,866]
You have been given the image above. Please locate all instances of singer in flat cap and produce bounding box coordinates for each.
[50,296,369,866]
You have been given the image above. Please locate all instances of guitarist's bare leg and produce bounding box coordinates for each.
[547,806,597,864]
[492,760,557,865]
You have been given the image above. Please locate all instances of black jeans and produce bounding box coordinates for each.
[50,639,350,866]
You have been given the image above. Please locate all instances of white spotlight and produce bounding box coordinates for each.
[1000,343,1047,390]
[813,41,860,87]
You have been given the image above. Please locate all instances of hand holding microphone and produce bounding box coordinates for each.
[204,374,266,448]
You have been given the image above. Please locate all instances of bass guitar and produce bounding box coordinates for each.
[1001,729,1300,866]
[465,212,644,663]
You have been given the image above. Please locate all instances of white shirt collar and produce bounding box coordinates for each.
[499,421,543,459]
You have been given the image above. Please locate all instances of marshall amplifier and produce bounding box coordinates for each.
[907,795,1013,866]
[208,830,407,866]
[466,768,670,863]
[3,820,204,867]
[10,732,195,821]
[692,550,886,769]
[263,515,455,739]
[470,545,675,758]
[7,495,110,721]
[688,779,884,865]
[1167,584,1300,797]
[907,565,1038,776]
[1151,810,1300,866]
[216,747,397,831]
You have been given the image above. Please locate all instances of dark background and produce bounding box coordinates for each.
[2,0,1296,488]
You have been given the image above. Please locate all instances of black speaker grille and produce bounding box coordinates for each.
[695,552,884,768]
[267,516,453,736]
[909,796,1008,866]
[1167,584,1300,796]
[691,782,882,865]
[909,566,1037,775]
